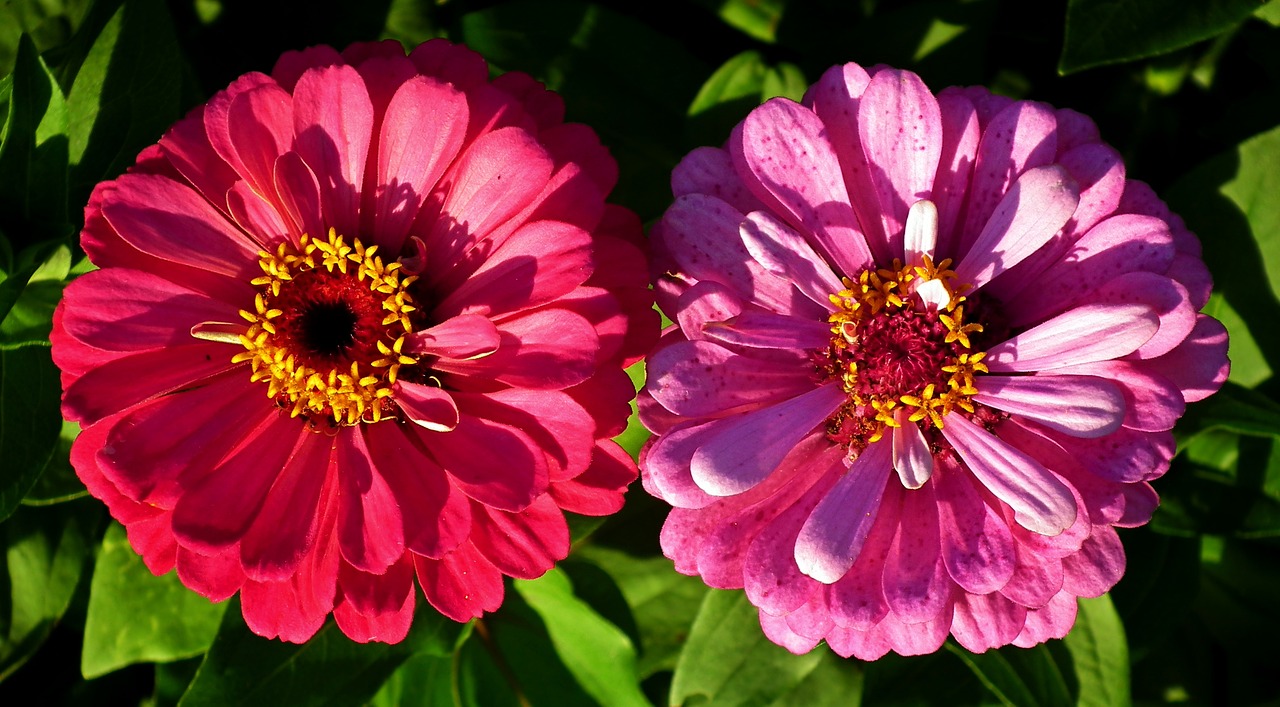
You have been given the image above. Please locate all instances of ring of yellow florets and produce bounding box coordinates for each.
[819,257,989,449]
[232,229,420,426]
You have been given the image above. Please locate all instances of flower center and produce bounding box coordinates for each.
[817,258,989,450]
[232,229,421,426]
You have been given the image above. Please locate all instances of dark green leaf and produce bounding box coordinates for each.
[22,419,88,505]
[368,651,455,707]
[1179,382,1280,441]
[670,589,860,707]
[1,243,70,349]
[514,567,649,707]
[1064,595,1131,707]
[0,345,62,522]
[63,0,183,201]
[178,597,462,706]
[712,0,786,43]
[0,500,101,680]
[947,641,1065,707]
[686,51,806,150]
[1059,0,1262,73]
[81,523,227,678]
[0,34,69,248]
[382,0,443,46]
[576,546,708,677]
[0,0,89,78]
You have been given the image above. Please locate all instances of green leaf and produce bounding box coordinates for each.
[178,597,462,707]
[0,34,69,249]
[1,243,70,349]
[23,419,88,505]
[0,345,63,522]
[81,522,228,679]
[575,546,708,677]
[1064,595,1131,707]
[1059,0,1263,73]
[947,641,1069,707]
[368,651,455,707]
[614,360,649,460]
[1201,294,1271,388]
[686,50,806,150]
[670,589,863,707]
[0,0,90,78]
[712,0,786,43]
[1179,382,1280,441]
[0,500,101,680]
[514,567,649,707]
[63,0,183,201]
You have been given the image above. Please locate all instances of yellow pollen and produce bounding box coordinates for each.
[233,229,420,426]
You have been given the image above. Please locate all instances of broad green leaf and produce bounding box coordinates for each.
[1,243,70,349]
[709,0,786,43]
[670,589,861,707]
[0,345,62,522]
[686,51,806,149]
[0,0,90,78]
[947,641,1067,707]
[368,651,454,707]
[514,567,649,707]
[0,500,101,680]
[179,597,463,706]
[576,546,708,677]
[1064,595,1131,707]
[0,34,69,249]
[1059,0,1262,73]
[22,419,88,505]
[81,523,228,679]
[615,360,648,459]
[63,0,182,201]
[1202,294,1271,388]
[1109,530,1200,662]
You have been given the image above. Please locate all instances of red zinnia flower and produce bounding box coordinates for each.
[640,62,1228,658]
[51,39,656,643]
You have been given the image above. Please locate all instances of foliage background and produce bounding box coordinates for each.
[2,0,1280,704]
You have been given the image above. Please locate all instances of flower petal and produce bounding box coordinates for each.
[739,209,844,309]
[794,439,892,584]
[973,374,1125,438]
[891,412,934,488]
[983,302,1158,372]
[393,381,460,432]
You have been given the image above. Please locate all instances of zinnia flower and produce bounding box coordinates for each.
[640,62,1228,658]
[51,39,655,643]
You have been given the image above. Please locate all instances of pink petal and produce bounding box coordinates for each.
[1091,272,1196,360]
[953,165,1080,291]
[950,591,1027,654]
[225,82,294,205]
[226,180,289,245]
[334,427,405,573]
[856,68,943,255]
[941,414,1077,536]
[671,146,763,215]
[983,302,1159,372]
[334,561,415,644]
[743,477,831,615]
[430,413,548,512]
[1053,361,1185,432]
[452,388,595,482]
[1061,526,1125,598]
[101,173,259,278]
[642,421,724,509]
[62,343,236,425]
[957,100,1059,255]
[739,209,844,309]
[550,440,636,516]
[1143,314,1229,402]
[364,423,470,559]
[415,542,505,622]
[176,546,244,603]
[973,374,1125,438]
[881,481,951,623]
[674,281,743,339]
[291,64,373,235]
[393,381,460,432]
[1012,592,1077,647]
[648,340,815,418]
[933,457,1016,594]
[759,609,824,655]
[692,383,848,496]
[1000,541,1064,608]
[170,413,304,553]
[239,432,334,581]
[931,90,980,256]
[734,97,875,276]
[436,308,598,390]
[1005,214,1175,327]
[158,107,240,215]
[406,314,500,361]
[373,75,469,251]
[795,439,891,583]
[271,151,324,240]
[826,483,898,630]
[470,494,568,580]
[702,311,832,351]
[272,45,344,91]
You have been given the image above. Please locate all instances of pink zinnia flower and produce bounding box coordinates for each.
[641,62,1229,658]
[51,39,656,643]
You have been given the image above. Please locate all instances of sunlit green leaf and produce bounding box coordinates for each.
[670,589,863,706]
[368,650,454,707]
[686,50,806,149]
[514,567,648,707]
[1,243,69,349]
[0,500,101,681]
[82,523,228,679]
[0,345,62,522]
[714,0,786,43]
[0,0,90,78]
[1060,0,1261,73]
[1064,595,1131,707]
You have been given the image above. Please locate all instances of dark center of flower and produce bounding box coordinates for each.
[231,229,424,425]
[816,258,989,451]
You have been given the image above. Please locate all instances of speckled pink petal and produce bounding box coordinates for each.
[470,494,568,580]
[672,146,763,215]
[999,541,1064,608]
[1061,526,1125,598]
[983,302,1158,372]
[703,311,832,351]
[856,68,943,255]
[882,480,951,623]
[973,374,1125,438]
[951,591,1027,654]
[648,339,814,418]
[744,477,830,615]
[941,414,1077,536]
[759,609,824,655]
[735,97,875,277]
[674,281,744,340]
[933,458,1016,595]
[1144,315,1230,402]
[693,384,848,497]
[954,165,1079,291]
[740,209,844,308]
[1053,361,1185,432]
[931,89,980,256]
[795,439,891,584]
[1012,592,1078,648]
